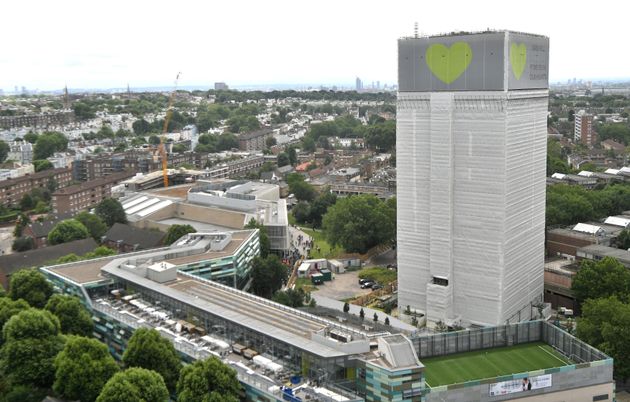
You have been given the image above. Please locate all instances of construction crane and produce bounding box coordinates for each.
[159,72,181,188]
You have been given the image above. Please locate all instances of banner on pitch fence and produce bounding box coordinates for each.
[489,374,552,396]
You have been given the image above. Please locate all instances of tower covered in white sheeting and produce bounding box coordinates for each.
[397,31,548,326]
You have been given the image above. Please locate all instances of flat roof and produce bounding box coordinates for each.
[421,342,572,387]
[156,218,235,233]
[43,231,255,285]
[104,266,351,358]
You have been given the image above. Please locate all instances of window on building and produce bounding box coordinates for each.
[432,276,448,286]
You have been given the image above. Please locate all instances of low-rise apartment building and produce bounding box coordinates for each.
[52,170,134,214]
[0,167,73,207]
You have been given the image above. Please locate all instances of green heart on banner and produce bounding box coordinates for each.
[510,43,527,80]
[425,42,473,84]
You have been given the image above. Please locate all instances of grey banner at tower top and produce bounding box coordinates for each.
[398,31,549,92]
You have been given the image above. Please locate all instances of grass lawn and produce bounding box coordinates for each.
[358,267,397,285]
[294,277,318,293]
[300,227,343,259]
[421,342,572,388]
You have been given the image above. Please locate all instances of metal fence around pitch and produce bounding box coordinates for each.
[415,320,609,364]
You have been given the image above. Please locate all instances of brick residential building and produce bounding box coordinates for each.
[0,167,73,207]
[238,128,273,151]
[52,170,135,215]
[574,110,595,147]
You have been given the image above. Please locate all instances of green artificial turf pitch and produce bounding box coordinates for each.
[421,342,573,387]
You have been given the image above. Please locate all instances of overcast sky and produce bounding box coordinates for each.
[2,0,627,92]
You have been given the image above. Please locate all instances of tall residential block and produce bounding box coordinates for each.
[397,31,549,326]
[574,110,595,146]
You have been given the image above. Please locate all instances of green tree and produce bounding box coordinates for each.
[164,224,196,245]
[308,191,337,228]
[292,202,311,224]
[617,229,630,250]
[11,236,34,252]
[0,385,47,402]
[176,356,241,402]
[572,257,630,304]
[97,126,115,139]
[1,309,65,388]
[244,218,270,257]
[132,119,151,135]
[53,336,119,402]
[365,120,396,151]
[19,193,34,211]
[23,132,38,144]
[76,211,108,242]
[148,135,161,145]
[302,136,316,152]
[250,255,288,298]
[97,368,169,402]
[0,140,9,163]
[266,136,277,148]
[215,133,239,151]
[95,198,128,227]
[577,296,630,381]
[123,328,182,393]
[9,269,53,309]
[73,102,96,120]
[33,159,54,172]
[172,143,187,153]
[0,297,29,344]
[48,219,89,245]
[45,294,94,336]
[277,152,290,167]
[33,132,68,160]
[272,288,306,308]
[287,146,298,165]
[322,194,395,253]
[287,174,316,202]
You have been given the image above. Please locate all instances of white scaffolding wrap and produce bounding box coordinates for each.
[397,90,547,326]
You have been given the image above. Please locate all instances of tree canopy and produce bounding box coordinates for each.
[546,183,630,228]
[1,309,65,388]
[163,224,196,245]
[0,140,9,163]
[572,257,630,304]
[577,296,630,381]
[250,255,288,299]
[33,131,68,160]
[96,368,169,402]
[122,328,182,393]
[287,173,316,202]
[75,211,109,242]
[0,297,30,344]
[45,294,94,336]
[176,356,241,402]
[48,219,89,245]
[9,269,53,309]
[322,195,396,253]
[244,218,270,257]
[53,336,119,402]
[95,198,128,227]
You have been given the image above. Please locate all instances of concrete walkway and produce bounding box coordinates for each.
[312,294,418,335]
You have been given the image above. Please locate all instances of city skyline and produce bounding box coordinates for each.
[3,0,630,92]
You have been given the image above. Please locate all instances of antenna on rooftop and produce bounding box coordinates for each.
[414,22,419,38]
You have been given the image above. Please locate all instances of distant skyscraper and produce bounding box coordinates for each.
[397,31,549,327]
[355,77,363,91]
[214,82,229,90]
[574,110,595,146]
